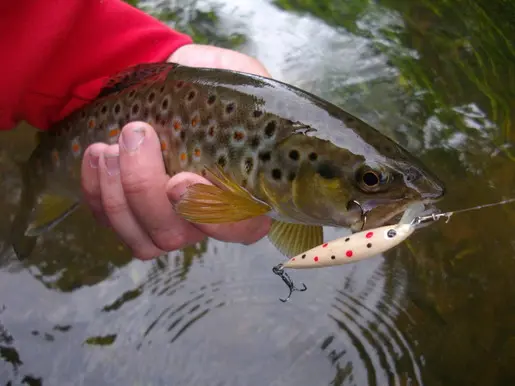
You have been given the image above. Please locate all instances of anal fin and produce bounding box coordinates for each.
[268,220,323,257]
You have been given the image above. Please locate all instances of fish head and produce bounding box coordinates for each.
[276,132,445,231]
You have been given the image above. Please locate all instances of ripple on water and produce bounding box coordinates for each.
[324,271,424,386]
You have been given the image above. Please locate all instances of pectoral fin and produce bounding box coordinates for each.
[25,193,80,236]
[268,220,323,257]
[174,165,271,224]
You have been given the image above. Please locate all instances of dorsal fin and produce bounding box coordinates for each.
[97,62,179,98]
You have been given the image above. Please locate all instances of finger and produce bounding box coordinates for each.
[167,173,272,245]
[98,144,164,260]
[168,44,272,77]
[81,143,110,226]
[118,122,206,251]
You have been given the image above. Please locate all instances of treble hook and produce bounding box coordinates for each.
[272,264,307,302]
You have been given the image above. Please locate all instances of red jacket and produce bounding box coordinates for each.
[0,0,192,131]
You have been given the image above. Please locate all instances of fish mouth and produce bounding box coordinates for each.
[349,196,442,232]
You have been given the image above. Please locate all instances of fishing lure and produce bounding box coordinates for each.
[272,197,515,302]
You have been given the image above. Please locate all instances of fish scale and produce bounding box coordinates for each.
[11,62,445,259]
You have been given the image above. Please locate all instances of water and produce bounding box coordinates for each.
[1,0,514,384]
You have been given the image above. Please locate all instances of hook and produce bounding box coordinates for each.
[272,264,307,302]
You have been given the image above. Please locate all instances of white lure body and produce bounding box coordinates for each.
[282,222,415,269]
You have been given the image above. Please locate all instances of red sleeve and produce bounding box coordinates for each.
[0,0,192,131]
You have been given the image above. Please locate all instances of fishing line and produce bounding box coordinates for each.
[413,197,515,226]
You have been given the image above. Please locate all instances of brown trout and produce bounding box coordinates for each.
[11,62,445,258]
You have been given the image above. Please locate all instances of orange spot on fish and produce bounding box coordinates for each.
[346,250,353,258]
[314,256,319,262]
[88,119,95,129]
[322,243,328,248]
[173,120,182,131]
[72,143,80,153]
[194,148,201,157]
[180,152,187,161]
[233,131,245,141]
[191,117,199,127]
[366,232,374,238]
[108,128,120,138]
[160,140,168,151]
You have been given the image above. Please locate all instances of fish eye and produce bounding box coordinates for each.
[362,171,379,187]
[356,167,391,192]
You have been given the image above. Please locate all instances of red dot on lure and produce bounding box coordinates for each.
[366,232,374,239]
[346,250,353,258]
[314,256,319,262]
[322,243,328,248]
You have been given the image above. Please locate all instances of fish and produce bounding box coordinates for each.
[10,62,445,259]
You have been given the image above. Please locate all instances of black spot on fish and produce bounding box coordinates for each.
[207,95,216,105]
[287,172,296,181]
[131,103,140,115]
[244,158,254,174]
[259,151,271,162]
[264,121,276,137]
[272,169,282,180]
[331,255,336,260]
[176,80,184,89]
[308,152,318,161]
[162,97,169,110]
[317,162,339,179]
[382,144,394,154]
[289,149,299,161]
[217,155,227,168]
[253,110,263,118]
[148,92,155,104]
[187,90,196,101]
[225,102,235,115]
[180,131,186,142]
[128,90,136,99]
[367,243,372,248]
[159,85,165,94]
[249,136,261,149]
[101,105,108,114]
[114,104,121,115]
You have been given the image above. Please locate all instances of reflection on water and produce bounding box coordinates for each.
[1,0,515,384]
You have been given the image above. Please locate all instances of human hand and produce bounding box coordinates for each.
[81,44,272,260]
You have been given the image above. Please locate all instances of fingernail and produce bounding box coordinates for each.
[89,152,100,168]
[105,153,120,176]
[122,126,145,152]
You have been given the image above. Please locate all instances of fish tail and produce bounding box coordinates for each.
[10,154,80,260]
[10,159,39,259]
